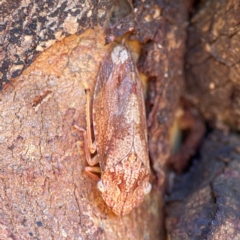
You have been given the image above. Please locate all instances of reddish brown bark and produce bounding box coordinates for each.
[0,29,165,239]
[4,0,232,239]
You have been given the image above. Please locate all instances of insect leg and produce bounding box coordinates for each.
[85,166,101,181]
[82,81,96,155]
[74,81,102,181]
[74,125,99,166]
[74,125,101,181]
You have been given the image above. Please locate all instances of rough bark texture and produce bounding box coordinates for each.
[0,29,162,240]
[165,1,240,239]
[166,130,240,240]
[0,0,189,239]
[139,1,189,182]
[0,0,112,89]
[185,0,240,129]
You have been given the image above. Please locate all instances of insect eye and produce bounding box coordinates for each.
[143,183,152,195]
[97,180,105,193]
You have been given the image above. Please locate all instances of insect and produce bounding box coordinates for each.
[77,43,151,216]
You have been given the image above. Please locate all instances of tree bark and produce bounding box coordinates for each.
[0,0,189,239]
[166,0,240,239]
[185,0,240,130]
[166,130,240,240]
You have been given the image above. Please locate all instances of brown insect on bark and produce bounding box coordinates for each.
[76,43,151,216]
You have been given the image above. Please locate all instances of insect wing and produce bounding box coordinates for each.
[93,45,149,170]
[132,64,150,169]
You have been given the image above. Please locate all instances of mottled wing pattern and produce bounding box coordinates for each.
[93,45,149,170]
[92,44,151,215]
[132,66,150,169]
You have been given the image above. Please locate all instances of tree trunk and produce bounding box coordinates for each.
[0,0,189,239]
[185,0,240,130]
[166,130,240,240]
[166,1,240,239]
